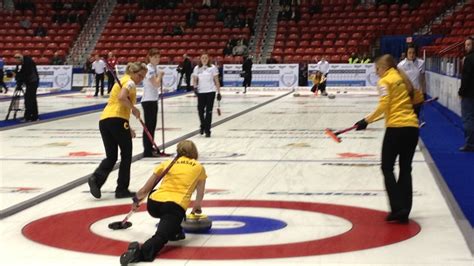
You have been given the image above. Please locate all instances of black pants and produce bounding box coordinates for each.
[318,79,326,93]
[140,200,185,261]
[0,70,7,91]
[413,103,422,118]
[24,81,39,121]
[178,72,191,91]
[95,73,105,96]
[141,101,158,156]
[197,92,216,134]
[106,71,115,94]
[242,74,252,88]
[381,127,419,217]
[93,118,132,193]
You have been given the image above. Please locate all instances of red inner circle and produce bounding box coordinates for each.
[22,200,420,259]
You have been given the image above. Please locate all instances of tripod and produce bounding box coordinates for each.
[5,85,24,120]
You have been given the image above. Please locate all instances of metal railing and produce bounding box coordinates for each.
[425,41,465,78]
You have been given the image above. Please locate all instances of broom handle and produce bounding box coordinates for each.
[335,125,358,135]
[122,156,180,225]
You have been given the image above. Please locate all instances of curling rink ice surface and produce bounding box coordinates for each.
[0,88,473,265]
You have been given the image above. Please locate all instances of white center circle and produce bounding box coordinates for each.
[212,221,246,229]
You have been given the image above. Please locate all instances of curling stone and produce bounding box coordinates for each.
[328,94,336,99]
[343,91,348,93]
[181,213,212,233]
[293,92,300,97]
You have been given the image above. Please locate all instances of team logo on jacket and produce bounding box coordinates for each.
[124,122,129,130]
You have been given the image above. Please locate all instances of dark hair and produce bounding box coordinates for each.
[468,36,474,41]
[405,44,418,56]
[198,53,212,67]
[146,48,160,63]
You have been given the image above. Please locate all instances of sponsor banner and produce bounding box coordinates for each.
[72,65,180,90]
[426,71,461,115]
[308,63,378,87]
[116,64,179,90]
[223,64,299,88]
[5,65,73,90]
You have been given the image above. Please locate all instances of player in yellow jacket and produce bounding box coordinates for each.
[88,62,147,199]
[120,140,207,265]
[354,54,419,224]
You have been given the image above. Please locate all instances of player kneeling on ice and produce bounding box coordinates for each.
[120,140,207,265]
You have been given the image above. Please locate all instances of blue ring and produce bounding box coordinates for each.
[189,215,287,235]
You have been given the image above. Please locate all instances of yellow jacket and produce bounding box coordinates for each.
[100,74,137,121]
[149,156,207,210]
[366,68,418,128]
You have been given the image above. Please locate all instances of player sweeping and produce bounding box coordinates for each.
[120,140,207,265]
[353,54,418,224]
[309,71,326,95]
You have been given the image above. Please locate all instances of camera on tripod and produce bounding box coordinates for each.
[5,83,24,120]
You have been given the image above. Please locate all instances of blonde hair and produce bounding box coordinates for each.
[375,54,414,97]
[176,140,198,159]
[125,62,147,75]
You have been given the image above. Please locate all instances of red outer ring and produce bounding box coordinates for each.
[22,200,420,260]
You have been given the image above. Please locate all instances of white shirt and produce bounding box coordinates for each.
[192,64,219,93]
[142,63,160,102]
[317,59,330,75]
[92,59,106,74]
[397,58,425,90]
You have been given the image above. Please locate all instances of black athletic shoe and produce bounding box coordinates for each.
[205,132,211,138]
[385,209,409,224]
[120,242,141,266]
[115,190,136,199]
[88,175,101,199]
[169,230,186,241]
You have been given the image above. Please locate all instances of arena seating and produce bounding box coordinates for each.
[0,0,96,65]
[93,0,256,65]
[423,1,474,57]
[272,0,457,63]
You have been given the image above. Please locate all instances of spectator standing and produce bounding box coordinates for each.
[186,7,199,28]
[106,52,118,94]
[458,36,474,152]
[241,55,253,93]
[92,54,106,97]
[14,53,39,121]
[50,52,64,65]
[0,56,8,93]
[178,54,193,91]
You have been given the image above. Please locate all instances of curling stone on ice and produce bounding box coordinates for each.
[328,94,336,99]
[293,92,300,97]
[181,212,212,233]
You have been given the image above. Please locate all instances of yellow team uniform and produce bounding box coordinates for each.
[366,68,418,128]
[149,156,207,210]
[100,74,137,121]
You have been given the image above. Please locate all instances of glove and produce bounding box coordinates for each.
[217,93,222,101]
[355,118,368,131]
[132,195,141,210]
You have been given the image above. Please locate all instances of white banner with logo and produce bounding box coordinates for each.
[5,65,73,90]
[223,64,299,88]
[73,65,180,90]
[426,71,461,115]
[308,63,378,87]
